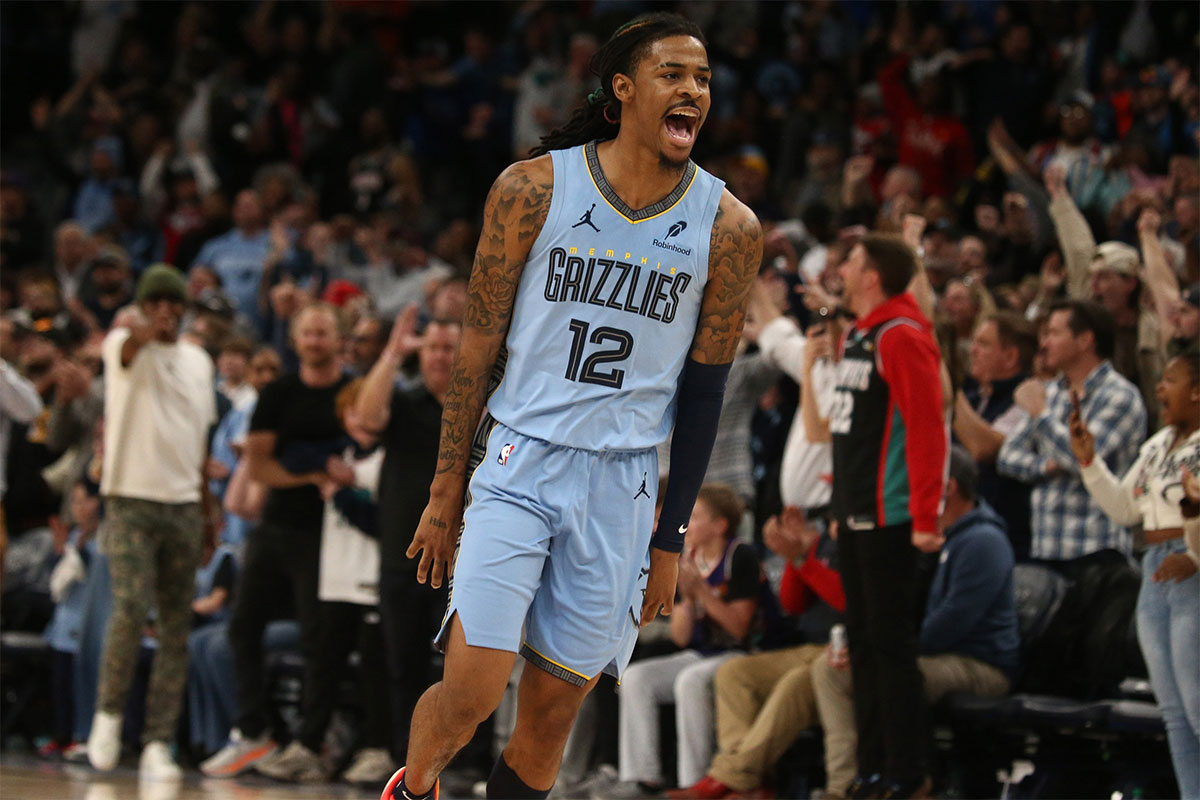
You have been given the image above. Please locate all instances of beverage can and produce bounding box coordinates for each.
[830,623,847,655]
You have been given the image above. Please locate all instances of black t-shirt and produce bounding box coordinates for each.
[378,384,443,573]
[693,541,761,653]
[250,372,350,530]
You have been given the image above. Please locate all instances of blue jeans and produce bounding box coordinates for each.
[1137,539,1200,799]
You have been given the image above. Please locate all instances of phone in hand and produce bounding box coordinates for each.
[1070,390,1082,419]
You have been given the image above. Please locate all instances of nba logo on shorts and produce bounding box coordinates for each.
[497,443,516,466]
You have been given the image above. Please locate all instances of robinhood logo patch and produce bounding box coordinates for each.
[653,220,691,255]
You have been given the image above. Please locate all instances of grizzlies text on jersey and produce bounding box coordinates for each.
[486,141,726,450]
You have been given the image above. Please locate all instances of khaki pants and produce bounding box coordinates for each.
[812,653,1011,796]
[97,496,202,744]
[708,644,825,791]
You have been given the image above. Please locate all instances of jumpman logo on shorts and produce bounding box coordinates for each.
[634,472,650,499]
[572,203,600,232]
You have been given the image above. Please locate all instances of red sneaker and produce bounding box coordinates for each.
[381,766,440,800]
[36,740,62,759]
[665,775,734,799]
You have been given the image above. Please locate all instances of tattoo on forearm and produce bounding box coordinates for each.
[436,162,552,478]
[693,198,763,364]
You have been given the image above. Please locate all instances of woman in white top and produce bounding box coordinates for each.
[1069,351,1200,799]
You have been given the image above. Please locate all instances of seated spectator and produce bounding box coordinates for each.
[667,509,844,799]
[1068,350,1200,799]
[953,311,1038,560]
[184,542,238,760]
[617,485,764,794]
[215,336,256,408]
[191,543,236,629]
[812,445,1019,799]
[40,479,101,758]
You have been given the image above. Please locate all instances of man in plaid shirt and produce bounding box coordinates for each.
[998,299,1146,562]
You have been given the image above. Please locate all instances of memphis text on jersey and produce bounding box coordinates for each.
[542,245,692,324]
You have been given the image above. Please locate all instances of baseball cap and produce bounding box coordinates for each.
[91,243,130,270]
[1090,241,1140,277]
[194,288,234,319]
[1060,89,1095,113]
[136,263,188,304]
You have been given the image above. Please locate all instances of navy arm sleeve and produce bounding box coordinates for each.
[651,359,732,552]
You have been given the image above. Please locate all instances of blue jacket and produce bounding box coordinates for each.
[920,499,1021,680]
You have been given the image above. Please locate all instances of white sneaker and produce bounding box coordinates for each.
[342,747,396,785]
[200,728,278,777]
[256,740,324,783]
[139,741,182,781]
[87,711,123,771]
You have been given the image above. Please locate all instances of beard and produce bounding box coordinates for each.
[658,150,690,172]
[301,348,336,369]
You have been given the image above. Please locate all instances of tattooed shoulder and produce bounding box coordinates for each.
[490,156,554,247]
[691,191,763,364]
[464,156,555,334]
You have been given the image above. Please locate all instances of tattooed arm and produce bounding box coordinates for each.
[406,156,553,588]
[691,190,764,363]
[642,189,762,625]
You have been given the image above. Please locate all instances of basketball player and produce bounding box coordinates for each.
[381,13,762,800]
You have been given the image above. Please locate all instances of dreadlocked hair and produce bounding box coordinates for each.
[529,13,705,158]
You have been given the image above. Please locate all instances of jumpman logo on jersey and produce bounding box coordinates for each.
[634,472,650,499]
[572,203,600,232]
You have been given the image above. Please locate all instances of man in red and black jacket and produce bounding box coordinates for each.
[829,233,947,799]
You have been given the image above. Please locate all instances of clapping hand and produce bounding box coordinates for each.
[676,554,705,599]
[325,455,355,487]
[763,506,819,561]
[1067,390,1095,466]
[1014,378,1047,418]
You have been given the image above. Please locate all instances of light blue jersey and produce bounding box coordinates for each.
[487,141,725,451]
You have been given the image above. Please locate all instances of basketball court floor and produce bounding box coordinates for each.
[0,754,436,800]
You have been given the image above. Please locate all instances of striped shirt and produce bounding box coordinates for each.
[997,362,1146,561]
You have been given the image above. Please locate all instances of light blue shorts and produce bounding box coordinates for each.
[436,418,657,685]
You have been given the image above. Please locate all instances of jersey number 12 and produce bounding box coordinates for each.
[564,318,633,389]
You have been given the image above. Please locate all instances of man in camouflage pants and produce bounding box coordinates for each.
[88,264,217,779]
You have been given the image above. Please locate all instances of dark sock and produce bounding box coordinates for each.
[394,772,436,800]
[486,753,550,800]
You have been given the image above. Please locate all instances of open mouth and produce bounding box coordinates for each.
[664,107,700,145]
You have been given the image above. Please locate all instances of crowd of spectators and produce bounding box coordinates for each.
[2,0,1199,797]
